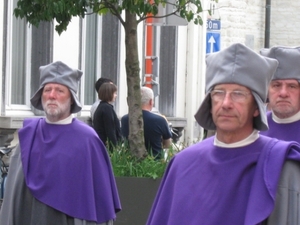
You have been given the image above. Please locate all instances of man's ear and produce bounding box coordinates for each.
[149,99,153,106]
[253,106,259,117]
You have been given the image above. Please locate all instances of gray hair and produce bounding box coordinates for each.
[141,86,154,105]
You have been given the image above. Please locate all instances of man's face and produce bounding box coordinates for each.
[41,83,72,122]
[268,79,300,119]
[210,84,259,139]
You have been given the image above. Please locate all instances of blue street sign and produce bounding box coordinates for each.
[206,32,220,54]
[206,19,221,53]
[206,19,221,31]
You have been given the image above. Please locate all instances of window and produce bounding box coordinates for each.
[79,12,120,113]
[81,12,100,106]
[4,0,32,116]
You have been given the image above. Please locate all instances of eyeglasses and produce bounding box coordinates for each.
[210,90,251,102]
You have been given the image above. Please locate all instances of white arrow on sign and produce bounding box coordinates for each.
[208,35,216,53]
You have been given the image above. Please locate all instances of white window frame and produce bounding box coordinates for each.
[5,0,32,116]
[79,13,102,117]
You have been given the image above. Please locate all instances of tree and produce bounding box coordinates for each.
[14,0,210,159]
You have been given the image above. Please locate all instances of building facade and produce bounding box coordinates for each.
[0,0,299,147]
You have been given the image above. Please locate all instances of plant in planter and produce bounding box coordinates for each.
[110,142,177,179]
[109,142,181,225]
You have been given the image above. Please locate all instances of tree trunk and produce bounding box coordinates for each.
[124,11,147,159]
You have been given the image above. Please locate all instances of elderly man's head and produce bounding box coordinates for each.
[260,46,300,118]
[195,43,278,138]
[31,61,82,121]
[141,86,154,111]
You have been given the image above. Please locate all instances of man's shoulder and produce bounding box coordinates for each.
[258,135,294,147]
[73,118,95,131]
[120,114,129,125]
[172,139,213,163]
[90,100,100,114]
[143,111,167,121]
[68,119,102,143]
[257,135,300,162]
[22,117,44,127]
[178,138,213,154]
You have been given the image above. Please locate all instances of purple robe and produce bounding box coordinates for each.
[147,135,300,225]
[18,118,121,223]
[260,111,300,142]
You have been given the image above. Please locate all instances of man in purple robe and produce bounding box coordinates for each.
[0,61,121,225]
[259,46,300,143]
[147,43,300,225]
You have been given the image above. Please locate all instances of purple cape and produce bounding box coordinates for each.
[147,135,300,225]
[18,118,121,223]
[260,111,300,142]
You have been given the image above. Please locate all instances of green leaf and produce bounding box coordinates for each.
[109,142,179,178]
[186,10,194,21]
[197,2,202,13]
[152,5,158,15]
[208,9,212,16]
[198,16,203,25]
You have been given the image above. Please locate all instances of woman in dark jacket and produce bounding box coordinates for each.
[93,82,122,151]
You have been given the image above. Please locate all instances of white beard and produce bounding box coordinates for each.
[42,98,72,122]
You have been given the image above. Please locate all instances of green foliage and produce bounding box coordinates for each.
[14,0,206,35]
[194,15,203,25]
[14,0,88,34]
[109,142,178,179]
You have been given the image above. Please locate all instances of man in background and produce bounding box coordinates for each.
[121,86,172,159]
[260,46,300,142]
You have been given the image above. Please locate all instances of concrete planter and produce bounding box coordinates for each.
[115,177,161,225]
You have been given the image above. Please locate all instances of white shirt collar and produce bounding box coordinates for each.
[214,129,259,148]
[45,114,73,124]
[272,110,300,124]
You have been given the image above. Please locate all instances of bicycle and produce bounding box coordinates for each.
[0,147,13,208]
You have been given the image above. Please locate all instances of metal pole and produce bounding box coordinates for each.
[264,0,271,48]
[145,4,154,89]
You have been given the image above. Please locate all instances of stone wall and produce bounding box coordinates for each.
[214,0,299,51]
[270,0,300,47]
[216,0,265,51]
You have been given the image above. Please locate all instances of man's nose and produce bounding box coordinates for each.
[221,92,233,106]
[278,86,289,97]
[48,89,57,98]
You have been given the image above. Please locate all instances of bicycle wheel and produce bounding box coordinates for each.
[0,173,6,199]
